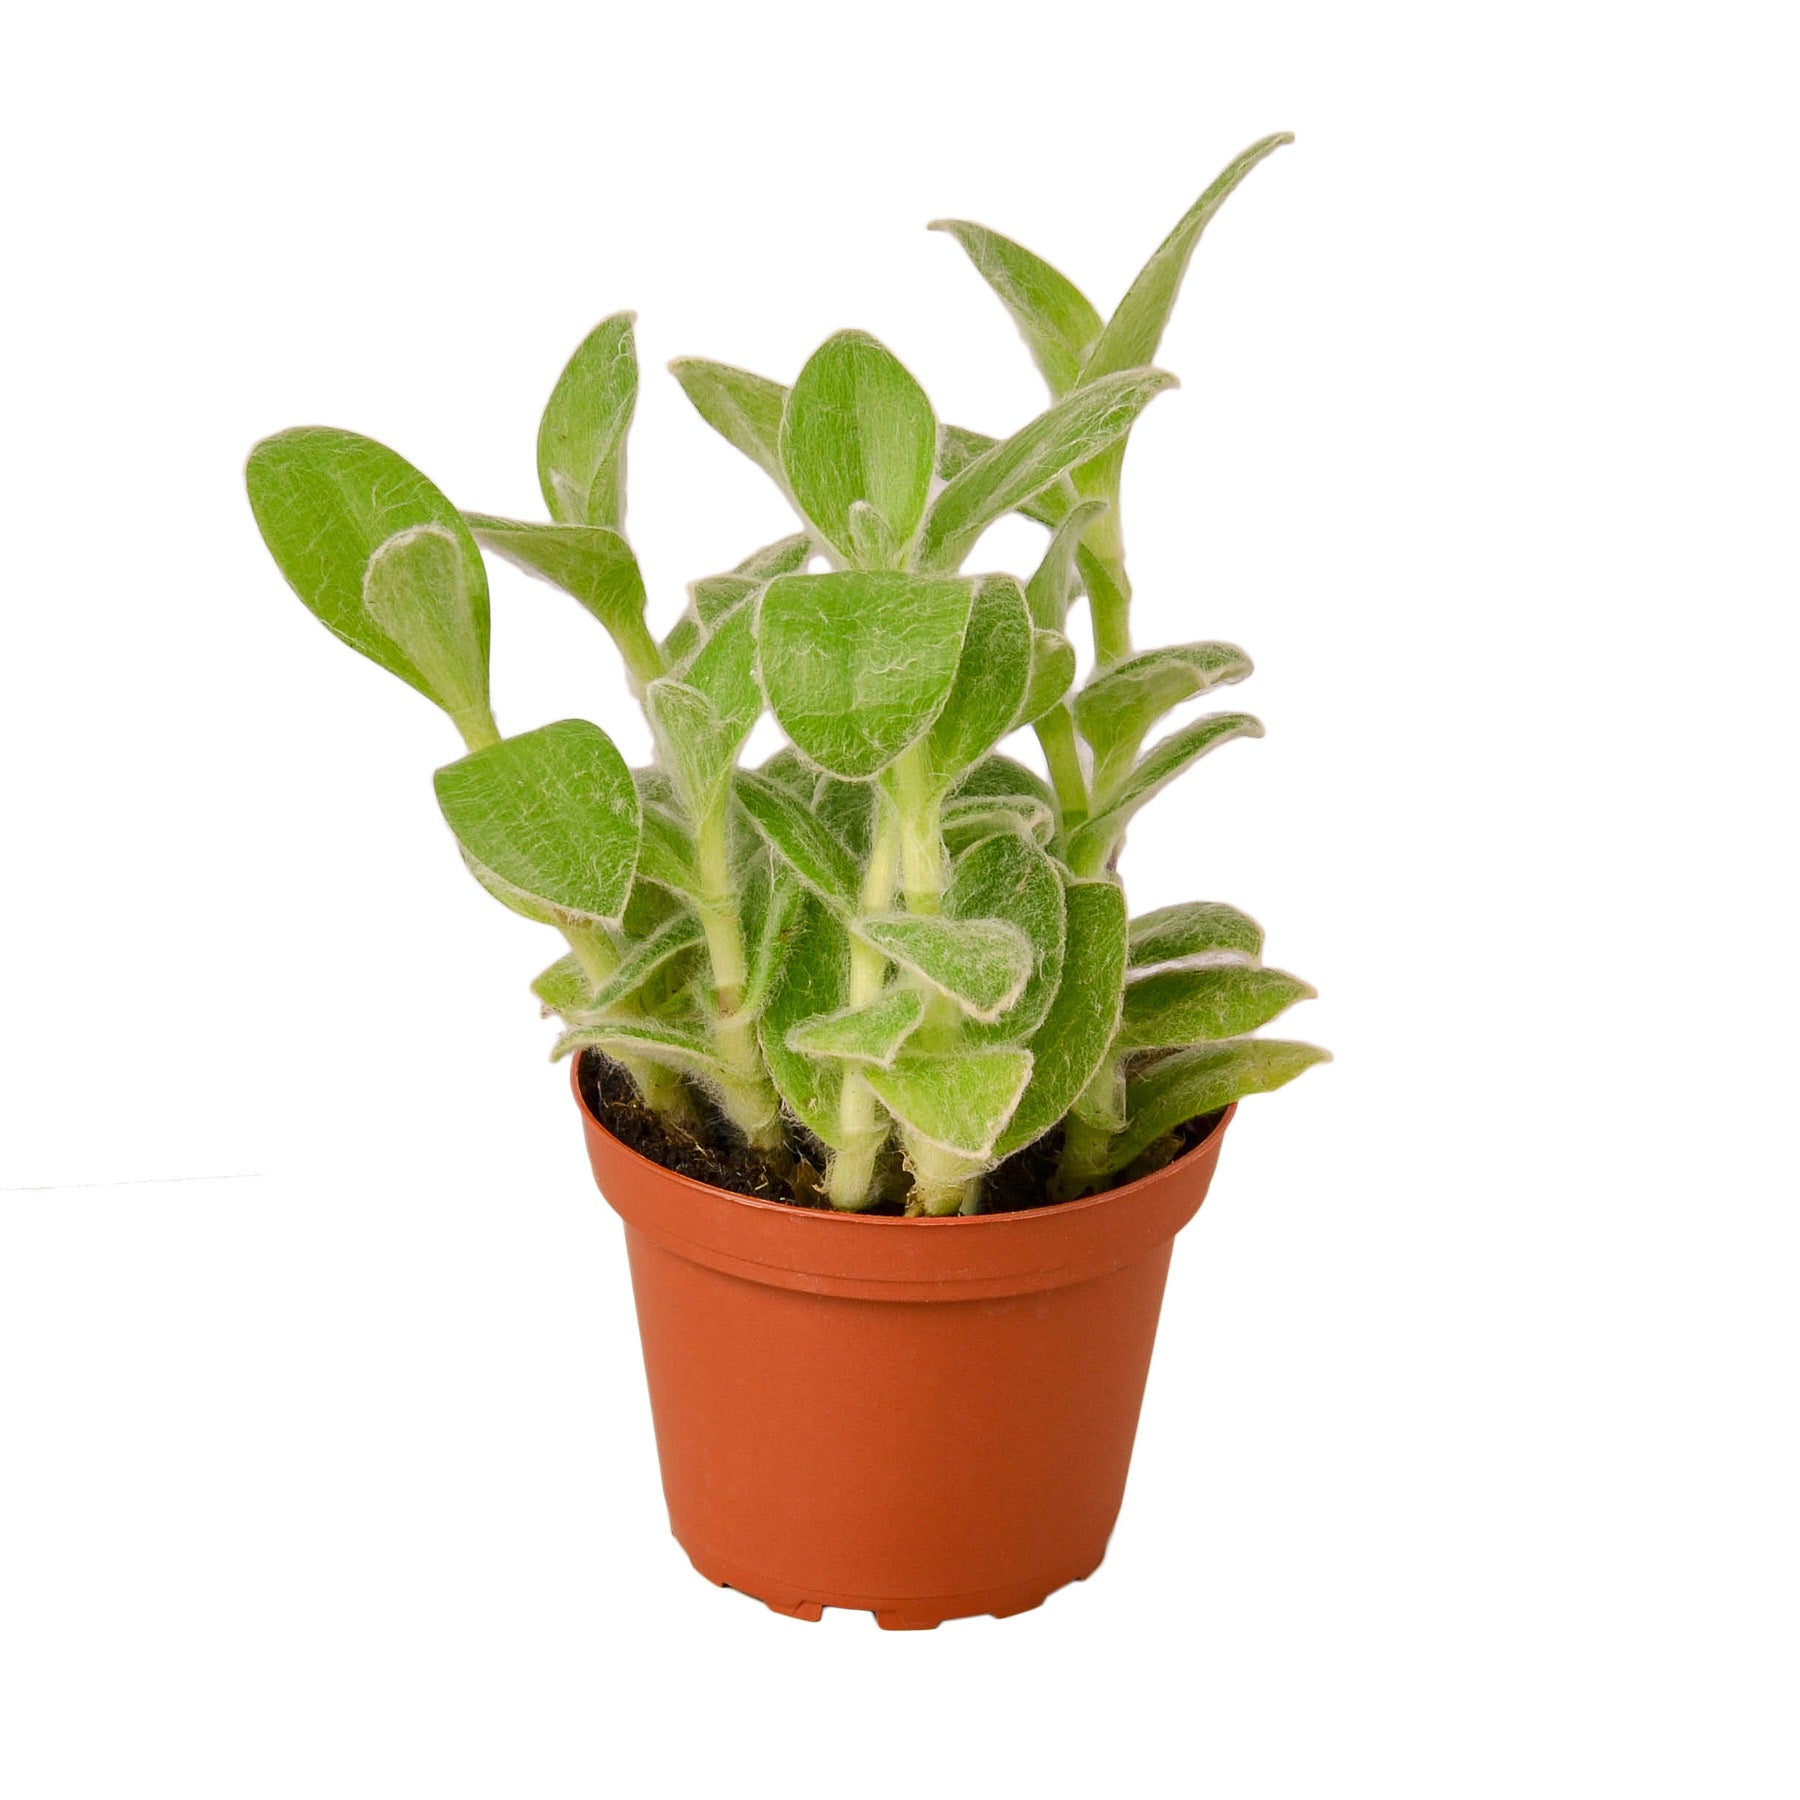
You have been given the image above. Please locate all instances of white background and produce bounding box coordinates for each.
[2,1,1794,1793]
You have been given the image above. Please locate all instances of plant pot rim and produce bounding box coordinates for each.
[573,1056,1235,1300]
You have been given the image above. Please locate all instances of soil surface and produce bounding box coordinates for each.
[578,1049,1222,1216]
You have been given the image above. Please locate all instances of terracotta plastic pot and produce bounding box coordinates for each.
[575,1060,1235,1629]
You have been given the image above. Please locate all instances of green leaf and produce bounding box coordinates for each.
[951,752,1056,812]
[941,792,1055,855]
[1073,642,1253,755]
[995,876,1128,1156]
[581,913,708,1017]
[918,368,1178,571]
[1069,712,1264,868]
[1081,134,1294,385]
[863,1046,1033,1160]
[668,357,789,486]
[922,574,1033,787]
[634,799,702,897]
[928,219,1104,397]
[733,532,814,579]
[936,425,1072,528]
[538,311,637,530]
[463,516,654,671]
[755,745,820,799]
[756,571,975,779]
[359,523,492,741]
[434,719,640,926]
[532,954,595,1019]
[1016,628,1076,727]
[689,573,757,630]
[1104,1036,1329,1173]
[553,1016,727,1082]
[1129,901,1264,969]
[946,831,1067,1045]
[779,330,938,559]
[785,987,926,1068]
[1024,498,1108,631]
[740,865,803,1021]
[759,894,853,1145]
[1117,964,1314,1052]
[245,427,491,735]
[846,500,900,570]
[851,914,1033,1021]
[814,774,877,860]
[733,768,861,908]
[645,679,742,822]
[683,599,760,732]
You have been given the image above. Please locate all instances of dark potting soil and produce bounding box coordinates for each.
[577,1049,1223,1216]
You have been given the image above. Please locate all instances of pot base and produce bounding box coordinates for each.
[682,1540,1104,1630]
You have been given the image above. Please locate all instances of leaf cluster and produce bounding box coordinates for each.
[244,134,1327,1214]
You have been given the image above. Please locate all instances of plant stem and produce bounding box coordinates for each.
[694,799,784,1150]
[612,613,668,694]
[825,797,901,1210]
[1035,703,1089,838]
[564,922,696,1124]
[892,743,944,914]
[1051,1055,1122,1199]
[1077,543,1133,669]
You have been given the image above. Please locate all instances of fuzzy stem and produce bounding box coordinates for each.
[892,743,944,915]
[1077,543,1133,670]
[1051,1055,1122,1199]
[825,798,901,1210]
[693,799,784,1150]
[1035,703,1089,838]
[612,614,667,694]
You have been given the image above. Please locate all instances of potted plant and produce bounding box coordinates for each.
[245,130,1327,1628]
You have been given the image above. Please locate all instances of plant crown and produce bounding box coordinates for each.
[246,133,1327,1214]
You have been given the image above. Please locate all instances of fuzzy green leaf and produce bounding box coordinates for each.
[951,753,1057,812]
[756,571,975,779]
[690,573,758,630]
[1024,498,1109,631]
[668,357,789,485]
[846,500,900,570]
[532,954,595,1020]
[923,575,1033,786]
[756,746,821,798]
[553,1017,726,1082]
[581,913,707,1017]
[359,523,492,740]
[941,792,1055,855]
[759,894,853,1145]
[246,427,492,733]
[634,800,702,897]
[785,987,927,1068]
[1017,628,1077,727]
[928,220,1104,396]
[538,312,637,530]
[1128,901,1264,970]
[683,600,760,732]
[645,679,742,822]
[864,1046,1033,1160]
[434,719,639,926]
[733,533,814,579]
[1104,1037,1328,1173]
[1069,712,1265,867]
[936,425,1072,528]
[851,914,1032,1021]
[740,866,803,1021]
[946,831,1067,1045]
[779,330,937,559]
[995,876,1129,1156]
[1074,642,1253,755]
[814,775,878,860]
[1081,134,1294,386]
[464,516,648,642]
[733,768,861,908]
[1117,964,1315,1052]
[917,368,1177,572]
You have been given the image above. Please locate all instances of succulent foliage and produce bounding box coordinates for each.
[246,133,1327,1214]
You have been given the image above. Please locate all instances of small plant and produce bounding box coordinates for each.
[246,132,1327,1216]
